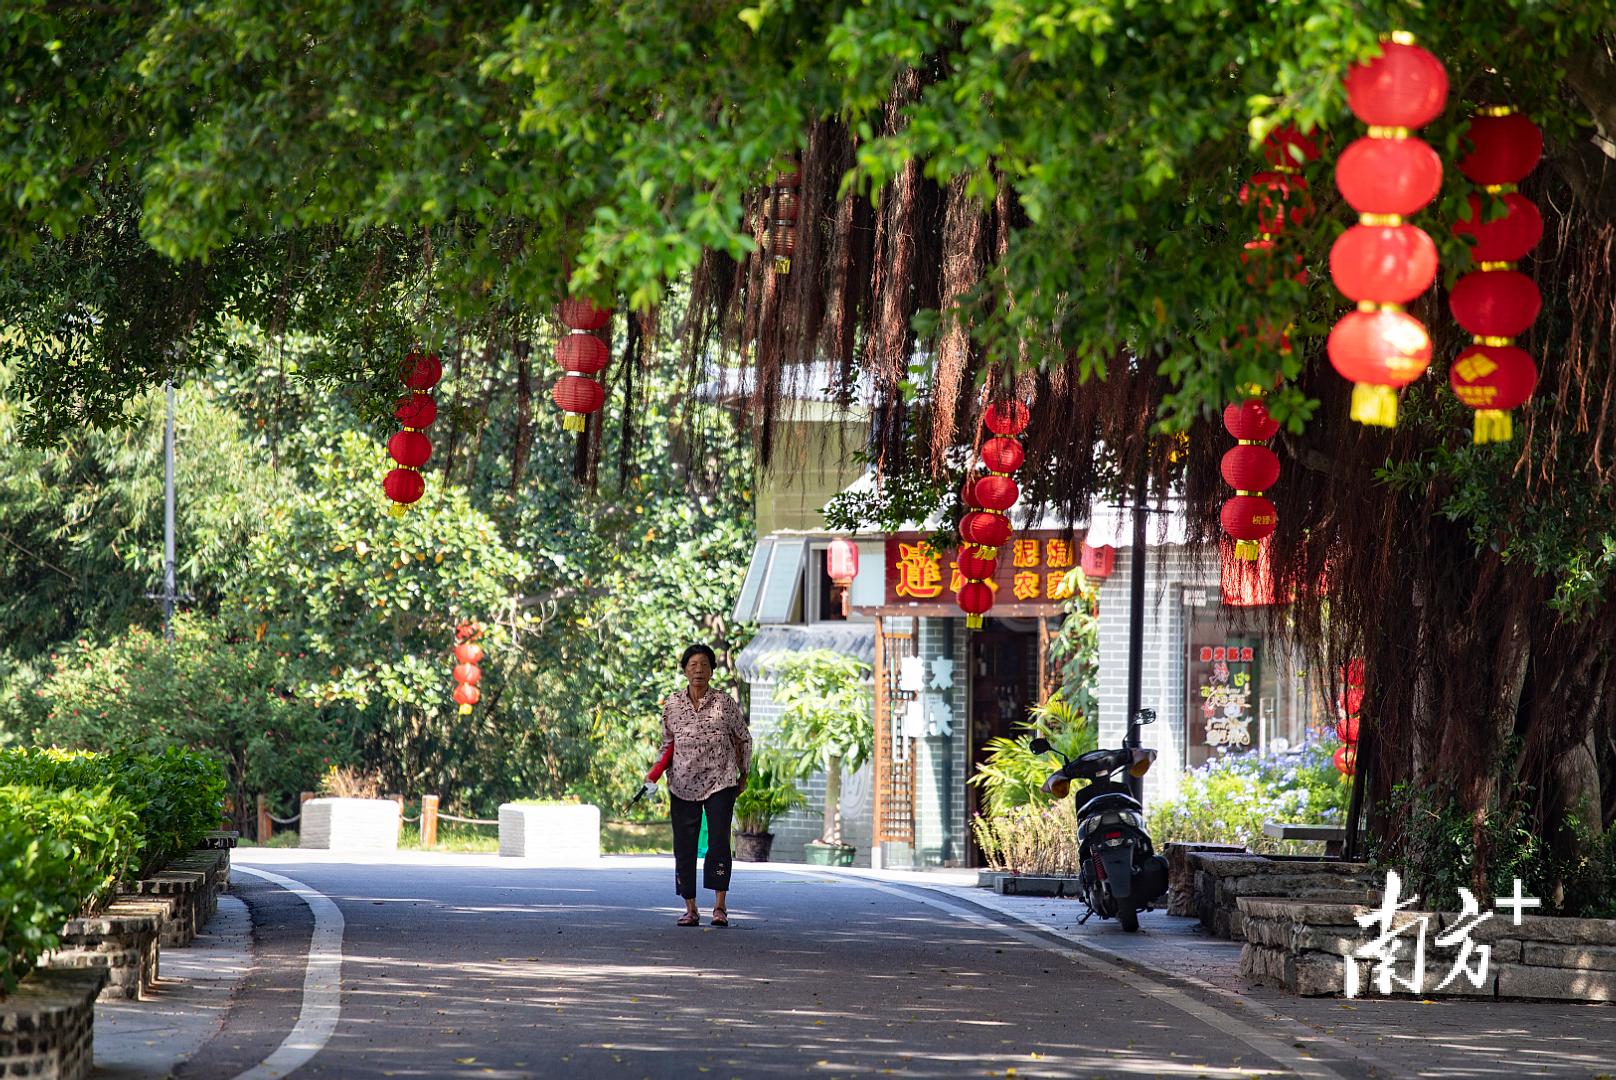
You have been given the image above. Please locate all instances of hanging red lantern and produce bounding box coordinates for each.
[454,641,484,666]
[384,351,440,517]
[1452,194,1543,263]
[981,437,1025,473]
[1328,35,1447,428]
[552,298,613,432]
[1335,137,1443,215]
[1333,745,1358,777]
[1459,112,1543,187]
[1223,400,1280,441]
[984,400,1030,435]
[1220,444,1281,492]
[1336,715,1360,744]
[1448,108,1544,444]
[1329,225,1438,304]
[956,580,994,630]
[957,546,997,581]
[1327,308,1433,425]
[973,475,1019,512]
[961,511,1011,550]
[1080,543,1115,578]
[1343,39,1448,128]
[826,539,859,585]
[1262,126,1321,170]
[452,663,482,686]
[382,467,425,507]
[454,684,480,709]
[1220,495,1277,558]
[1239,172,1314,235]
[1448,270,1541,339]
[766,164,800,274]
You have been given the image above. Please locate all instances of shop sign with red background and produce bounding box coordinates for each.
[876,531,1094,615]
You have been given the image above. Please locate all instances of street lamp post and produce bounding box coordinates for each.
[1123,463,1148,803]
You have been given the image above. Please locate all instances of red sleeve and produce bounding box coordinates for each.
[646,741,674,782]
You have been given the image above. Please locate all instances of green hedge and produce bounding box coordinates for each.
[0,786,140,995]
[0,747,225,876]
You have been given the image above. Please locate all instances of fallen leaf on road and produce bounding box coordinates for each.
[455,1058,476,1065]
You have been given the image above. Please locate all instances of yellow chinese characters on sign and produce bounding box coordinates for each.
[1046,571,1074,600]
[1046,539,1076,569]
[894,542,944,599]
[1013,539,1041,568]
[1012,571,1041,601]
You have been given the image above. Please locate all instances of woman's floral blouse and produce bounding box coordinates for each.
[659,689,751,801]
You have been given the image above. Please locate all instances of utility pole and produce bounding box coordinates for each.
[1123,462,1148,804]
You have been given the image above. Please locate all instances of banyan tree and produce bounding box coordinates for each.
[3,3,1616,909]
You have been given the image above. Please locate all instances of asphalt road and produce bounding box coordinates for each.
[179,852,1315,1080]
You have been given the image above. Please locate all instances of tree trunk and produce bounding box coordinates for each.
[822,754,843,846]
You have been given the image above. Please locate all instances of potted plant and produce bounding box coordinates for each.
[768,649,873,866]
[733,753,806,862]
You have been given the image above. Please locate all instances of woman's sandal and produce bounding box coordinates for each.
[710,907,729,927]
[677,910,700,927]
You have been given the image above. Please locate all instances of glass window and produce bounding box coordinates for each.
[1182,603,1312,768]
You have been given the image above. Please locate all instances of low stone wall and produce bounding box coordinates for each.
[1239,897,1616,1001]
[0,968,105,1080]
[42,902,160,1001]
[1190,852,1380,940]
[1164,843,1247,917]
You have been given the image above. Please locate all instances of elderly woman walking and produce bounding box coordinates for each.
[659,643,751,926]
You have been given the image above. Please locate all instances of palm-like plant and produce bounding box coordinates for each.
[969,691,1097,818]
[733,752,807,834]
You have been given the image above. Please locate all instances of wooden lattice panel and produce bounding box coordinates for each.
[873,616,917,845]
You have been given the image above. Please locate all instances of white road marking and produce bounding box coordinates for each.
[231,865,346,1080]
[822,872,1350,1080]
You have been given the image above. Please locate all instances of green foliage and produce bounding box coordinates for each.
[0,784,138,914]
[971,800,1078,876]
[0,809,82,994]
[970,691,1098,818]
[1148,740,1351,853]
[766,650,873,776]
[733,752,807,834]
[11,613,340,827]
[0,747,226,875]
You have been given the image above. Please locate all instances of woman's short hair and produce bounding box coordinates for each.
[679,643,717,670]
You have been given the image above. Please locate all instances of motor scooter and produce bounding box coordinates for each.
[1031,709,1169,932]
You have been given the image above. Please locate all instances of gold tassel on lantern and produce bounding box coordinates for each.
[563,414,587,433]
[1234,540,1261,560]
[966,614,983,629]
[1350,382,1399,427]
[1474,410,1512,444]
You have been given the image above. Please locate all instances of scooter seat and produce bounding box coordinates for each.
[1074,784,1142,817]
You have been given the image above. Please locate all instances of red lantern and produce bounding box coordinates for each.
[957,546,997,581]
[558,298,611,331]
[1327,309,1433,426]
[981,437,1025,473]
[394,393,438,429]
[767,163,800,274]
[962,510,1012,550]
[387,430,432,469]
[1220,444,1280,493]
[1220,494,1277,558]
[1336,716,1360,744]
[555,334,608,375]
[973,475,1020,512]
[1333,745,1358,777]
[453,663,482,686]
[382,467,424,506]
[1344,40,1448,128]
[1335,137,1443,216]
[1262,125,1321,170]
[552,373,605,419]
[1329,224,1438,304]
[1449,343,1538,444]
[1223,400,1280,441]
[402,352,442,392]
[826,538,859,585]
[452,624,484,715]
[1338,686,1365,718]
[1079,543,1115,578]
[984,401,1030,436]
[1459,112,1544,187]
[454,683,480,708]
[956,580,993,630]
[1239,172,1313,235]
[1448,270,1542,339]
[454,641,484,665]
[1452,194,1543,264]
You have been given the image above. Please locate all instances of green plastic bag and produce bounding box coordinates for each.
[698,812,708,858]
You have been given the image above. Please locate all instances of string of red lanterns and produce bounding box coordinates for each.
[452,623,484,716]
[1334,658,1365,776]
[1326,34,1448,428]
[384,350,441,517]
[766,162,800,275]
[956,401,1028,630]
[1448,107,1543,444]
[552,298,612,432]
[1221,400,1282,561]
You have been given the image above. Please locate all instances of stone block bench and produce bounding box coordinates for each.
[499,803,600,864]
[1164,842,1247,917]
[1239,896,1616,1001]
[1190,852,1381,940]
[0,968,105,1080]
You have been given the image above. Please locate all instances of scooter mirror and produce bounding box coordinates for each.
[1137,707,1157,725]
[1040,772,1071,799]
[1029,737,1052,755]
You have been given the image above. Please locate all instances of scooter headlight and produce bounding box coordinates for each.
[1128,748,1158,777]
[1041,771,1071,799]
